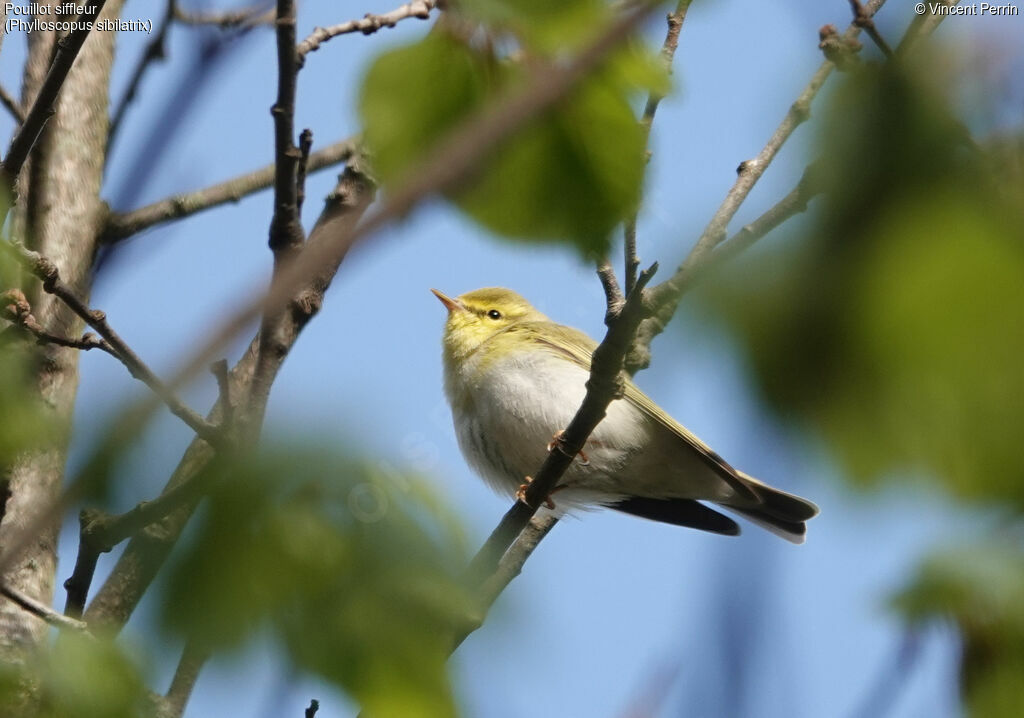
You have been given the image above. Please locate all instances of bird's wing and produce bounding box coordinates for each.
[521,321,760,504]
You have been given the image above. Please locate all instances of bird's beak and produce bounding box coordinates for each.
[430,289,463,314]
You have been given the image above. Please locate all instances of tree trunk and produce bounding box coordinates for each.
[0,0,124,662]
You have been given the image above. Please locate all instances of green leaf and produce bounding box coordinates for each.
[0,635,151,718]
[358,17,663,256]
[162,448,472,718]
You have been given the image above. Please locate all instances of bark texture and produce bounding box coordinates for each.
[0,0,124,661]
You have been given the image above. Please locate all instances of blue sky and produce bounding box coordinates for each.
[3,0,1020,715]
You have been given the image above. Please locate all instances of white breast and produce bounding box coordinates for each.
[446,348,650,506]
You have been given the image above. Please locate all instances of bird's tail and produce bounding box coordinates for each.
[720,472,819,544]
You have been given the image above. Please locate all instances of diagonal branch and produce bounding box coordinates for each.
[628,0,888,375]
[2,288,116,356]
[101,137,358,243]
[0,241,222,446]
[0,82,25,124]
[1,583,91,634]
[296,0,438,65]
[850,0,893,58]
[159,640,209,718]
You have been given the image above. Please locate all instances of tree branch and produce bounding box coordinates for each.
[82,165,376,634]
[0,82,25,124]
[628,0,888,375]
[269,0,304,257]
[296,0,437,65]
[1,288,115,356]
[101,137,358,243]
[896,0,960,55]
[850,0,893,58]
[159,641,209,718]
[0,1,107,225]
[452,515,558,650]
[624,0,692,294]
[1,583,90,634]
[0,241,222,446]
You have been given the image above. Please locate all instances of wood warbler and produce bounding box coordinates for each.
[433,287,818,543]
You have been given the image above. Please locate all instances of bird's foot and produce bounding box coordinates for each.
[547,429,590,466]
[516,476,559,509]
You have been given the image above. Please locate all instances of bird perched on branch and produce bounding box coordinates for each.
[433,287,818,543]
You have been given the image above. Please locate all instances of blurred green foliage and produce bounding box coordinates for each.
[703,55,1024,506]
[0,635,150,718]
[700,50,1024,718]
[894,542,1024,718]
[162,448,472,718]
[0,279,60,469]
[358,0,667,256]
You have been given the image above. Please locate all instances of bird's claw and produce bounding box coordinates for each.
[516,476,557,509]
[547,429,590,466]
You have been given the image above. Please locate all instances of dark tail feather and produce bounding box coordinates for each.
[722,472,819,544]
[722,505,808,544]
[611,497,740,537]
[735,471,819,522]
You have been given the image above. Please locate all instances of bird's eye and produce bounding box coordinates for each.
[487,309,502,320]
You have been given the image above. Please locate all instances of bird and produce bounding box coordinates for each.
[432,286,819,543]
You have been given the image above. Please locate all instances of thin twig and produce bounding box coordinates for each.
[1,582,91,634]
[850,0,893,58]
[0,1,108,224]
[0,83,25,124]
[63,458,217,618]
[211,359,233,429]
[622,0,691,295]
[108,0,177,150]
[296,0,437,65]
[296,129,313,214]
[629,0,888,375]
[244,0,308,441]
[63,509,104,619]
[596,258,624,314]
[0,241,222,446]
[162,641,209,718]
[896,0,960,55]
[101,137,359,243]
[269,0,304,257]
[62,361,237,618]
[2,288,116,355]
[688,160,823,285]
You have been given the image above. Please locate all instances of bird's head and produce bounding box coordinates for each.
[431,287,547,361]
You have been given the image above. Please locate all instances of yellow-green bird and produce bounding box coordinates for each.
[433,287,818,543]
